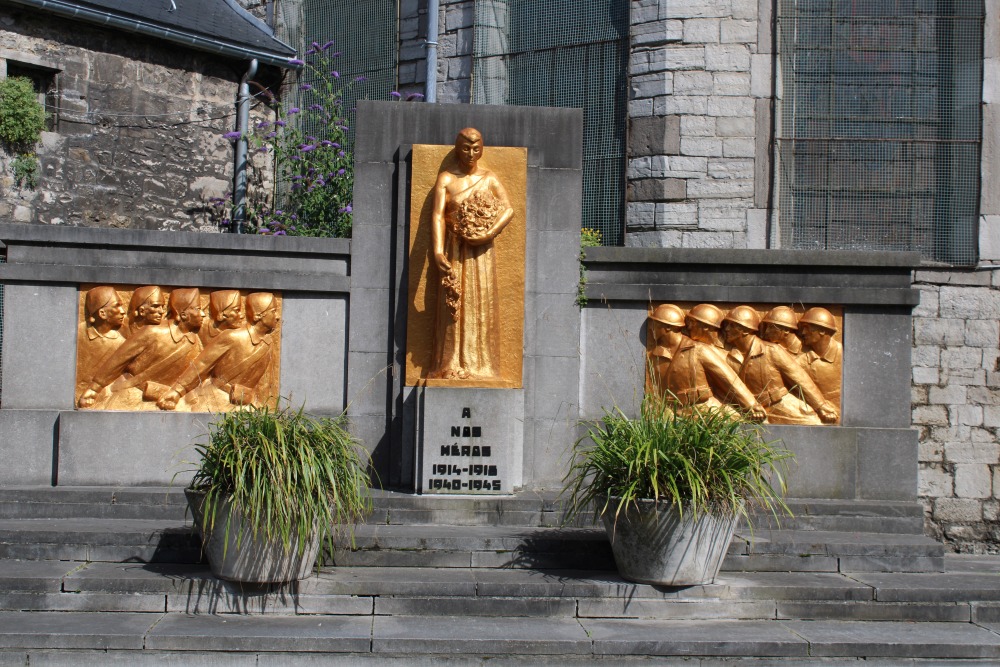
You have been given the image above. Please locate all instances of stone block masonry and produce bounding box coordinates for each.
[0,7,245,231]
[625,0,765,249]
[912,269,1000,550]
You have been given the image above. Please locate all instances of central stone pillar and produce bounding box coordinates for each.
[348,101,583,492]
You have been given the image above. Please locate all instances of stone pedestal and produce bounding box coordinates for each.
[417,387,524,494]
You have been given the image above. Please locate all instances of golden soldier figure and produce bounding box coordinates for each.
[798,306,843,405]
[759,306,804,359]
[647,304,765,421]
[722,306,838,425]
[75,286,126,404]
[158,292,279,411]
[125,286,166,337]
[199,289,244,346]
[78,288,205,410]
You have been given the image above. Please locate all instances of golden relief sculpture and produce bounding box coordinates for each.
[75,286,126,403]
[646,303,843,425]
[75,285,281,412]
[405,129,527,388]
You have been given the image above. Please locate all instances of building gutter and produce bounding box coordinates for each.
[3,0,300,69]
[232,59,257,235]
[425,0,439,102]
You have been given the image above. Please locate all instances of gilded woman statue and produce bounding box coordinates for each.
[427,128,514,380]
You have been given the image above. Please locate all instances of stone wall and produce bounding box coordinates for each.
[2,0,998,547]
[0,6,240,231]
[912,270,1000,550]
[581,247,920,504]
[907,1,1000,552]
[0,223,351,486]
[364,0,1000,546]
[625,0,767,249]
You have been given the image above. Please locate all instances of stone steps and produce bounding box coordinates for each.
[0,487,187,522]
[0,487,944,572]
[337,524,944,573]
[0,487,926,534]
[2,613,999,662]
[0,518,201,563]
[0,517,945,573]
[2,559,999,621]
[0,484,986,662]
[1,559,1000,661]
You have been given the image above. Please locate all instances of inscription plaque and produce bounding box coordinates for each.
[418,387,524,494]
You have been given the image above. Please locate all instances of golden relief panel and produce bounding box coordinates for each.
[75,285,281,412]
[405,128,527,389]
[646,303,843,425]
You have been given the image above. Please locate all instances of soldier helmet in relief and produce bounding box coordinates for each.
[649,303,686,329]
[687,303,725,329]
[761,305,799,331]
[798,307,838,333]
[723,305,762,331]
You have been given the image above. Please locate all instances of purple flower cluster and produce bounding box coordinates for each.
[224,37,381,237]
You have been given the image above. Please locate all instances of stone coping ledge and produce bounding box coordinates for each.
[585,283,920,306]
[582,247,920,306]
[0,223,351,293]
[0,263,350,293]
[586,247,921,269]
[0,223,350,256]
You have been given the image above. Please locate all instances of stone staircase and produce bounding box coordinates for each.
[1,486,999,664]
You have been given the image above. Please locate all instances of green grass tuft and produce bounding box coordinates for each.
[562,396,793,531]
[187,403,372,561]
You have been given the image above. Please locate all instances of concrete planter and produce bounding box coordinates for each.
[601,499,738,585]
[186,489,320,583]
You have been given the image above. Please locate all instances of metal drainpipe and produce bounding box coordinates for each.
[425,0,439,103]
[233,59,258,234]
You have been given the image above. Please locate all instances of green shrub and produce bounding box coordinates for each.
[187,403,372,558]
[0,77,45,152]
[562,397,793,528]
[11,153,38,188]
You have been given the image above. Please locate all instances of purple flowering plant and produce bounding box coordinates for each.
[218,41,354,238]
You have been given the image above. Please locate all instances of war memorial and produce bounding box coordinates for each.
[0,100,996,662]
[0,0,1000,661]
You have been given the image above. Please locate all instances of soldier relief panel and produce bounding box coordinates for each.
[646,303,842,425]
[75,285,281,412]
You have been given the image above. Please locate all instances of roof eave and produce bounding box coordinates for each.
[3,0,301,69]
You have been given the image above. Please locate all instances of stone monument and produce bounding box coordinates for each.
[347,101,583,492]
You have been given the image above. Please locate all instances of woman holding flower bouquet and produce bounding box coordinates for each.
[428,128,514,381]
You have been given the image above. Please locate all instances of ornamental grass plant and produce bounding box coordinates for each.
[187,403,372,561]
[562,395,793,531]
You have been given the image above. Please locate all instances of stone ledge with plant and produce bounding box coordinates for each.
[562,397,794,585]
[184,402,372,583]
